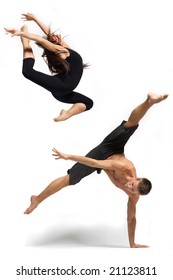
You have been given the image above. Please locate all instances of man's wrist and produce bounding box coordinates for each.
[130,241,135,248]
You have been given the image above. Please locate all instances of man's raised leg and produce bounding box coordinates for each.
[24,175,70,214]
[124,93,168,129]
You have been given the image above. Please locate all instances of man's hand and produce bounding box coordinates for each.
[131,243,149,248]
[4,28,22,37]
[52,148,69,160]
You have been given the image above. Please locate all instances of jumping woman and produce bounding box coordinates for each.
[5,13,93,122]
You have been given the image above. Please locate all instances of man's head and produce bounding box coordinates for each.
[125,178,152,195]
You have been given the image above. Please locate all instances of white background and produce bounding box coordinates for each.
[0,0,173,279]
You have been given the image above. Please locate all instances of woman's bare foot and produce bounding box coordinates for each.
[147,92,168,105]
[53,109,70,122]
[24,195,39,214]
[53,103,86,122]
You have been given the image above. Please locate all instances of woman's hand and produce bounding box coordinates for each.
[21,12,49,36]
[52,148,69,160]
[49,33,62,44]
[21,13,36,21]
[4,28,22,37]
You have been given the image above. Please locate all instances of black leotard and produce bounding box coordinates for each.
[22,49,93,110]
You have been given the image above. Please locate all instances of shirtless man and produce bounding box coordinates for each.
[24,93,168,248]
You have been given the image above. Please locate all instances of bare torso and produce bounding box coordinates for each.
[103,154,137,195]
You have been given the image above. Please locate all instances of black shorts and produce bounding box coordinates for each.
[67,121,138,185]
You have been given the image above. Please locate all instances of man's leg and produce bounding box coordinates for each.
[24,145,100,214]
[124,93,168,129]
[24,175,70,214]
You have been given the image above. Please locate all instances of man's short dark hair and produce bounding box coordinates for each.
[138,178,152,195]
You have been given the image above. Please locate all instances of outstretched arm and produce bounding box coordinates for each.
[21,13,70,48]
[4,27,69,54]
[22,13,49,35]
[127,196,149,248]
[52,148,125,171]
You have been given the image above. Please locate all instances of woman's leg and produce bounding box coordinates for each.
[21,25,64,92]
[20,25,34,59]
[21,25,54,91]
[53,91,94,122]
[54,103,86,122]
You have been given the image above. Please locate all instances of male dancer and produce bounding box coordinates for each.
[24,93,168,248]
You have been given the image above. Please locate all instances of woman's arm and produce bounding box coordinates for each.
[21,13,70,48]
[52,148,125,170]
[22,13,49,35]
[4,28,69,54]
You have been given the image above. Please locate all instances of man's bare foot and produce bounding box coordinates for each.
[147,92,168,105]
[24,195,39,214]
[53,109,70,122]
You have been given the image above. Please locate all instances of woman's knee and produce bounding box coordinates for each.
[85,98,94,111]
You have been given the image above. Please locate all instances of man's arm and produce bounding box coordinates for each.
[52,148,125,171]
[127,196,149,248]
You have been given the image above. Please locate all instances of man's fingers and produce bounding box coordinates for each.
[132,244,149,248]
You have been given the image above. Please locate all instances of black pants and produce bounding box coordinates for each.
[22,58,93,110]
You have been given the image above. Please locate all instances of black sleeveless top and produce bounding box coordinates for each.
[66,49,84,88]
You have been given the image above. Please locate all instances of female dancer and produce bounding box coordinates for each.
[5,13,93,122]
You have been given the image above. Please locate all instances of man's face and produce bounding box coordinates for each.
[125,179,139,194]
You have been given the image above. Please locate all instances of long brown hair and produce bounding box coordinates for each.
[37,32,89,75]
[42,48,70,75]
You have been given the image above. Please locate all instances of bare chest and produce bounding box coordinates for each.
[104,169,127,190]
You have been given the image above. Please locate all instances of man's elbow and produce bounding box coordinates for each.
[127,216,136,225]
[93,159,100,168]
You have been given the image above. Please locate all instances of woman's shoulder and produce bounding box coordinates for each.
[67,48,81,58]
